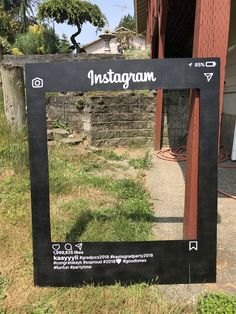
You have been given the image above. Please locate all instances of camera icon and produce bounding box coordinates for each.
[32,77,44,89]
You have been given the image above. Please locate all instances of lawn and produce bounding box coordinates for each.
[1,88,235,313]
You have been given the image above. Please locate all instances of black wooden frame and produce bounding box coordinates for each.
[25,58,220,286]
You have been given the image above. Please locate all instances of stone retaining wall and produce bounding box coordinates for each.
[46,93,156,147]
[46,91,190,147]
[162,90,189,147]
[88,94,156,146]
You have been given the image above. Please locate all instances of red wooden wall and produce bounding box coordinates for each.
[147,0,231,239]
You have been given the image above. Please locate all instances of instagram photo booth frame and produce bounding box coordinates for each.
[25,58,220,286]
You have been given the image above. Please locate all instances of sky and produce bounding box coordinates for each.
[53,0,135,45]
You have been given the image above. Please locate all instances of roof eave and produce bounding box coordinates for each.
[135,0,148,34]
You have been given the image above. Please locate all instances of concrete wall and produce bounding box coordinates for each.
[2,53,123,66]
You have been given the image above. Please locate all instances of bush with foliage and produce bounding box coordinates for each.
[196,292,236,313]
[116,29,135,53]
[124,47,151,60]
[13,24,60,54]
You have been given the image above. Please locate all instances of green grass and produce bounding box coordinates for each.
[97,149,123,161]
[0,90,29,174]
[0,275,8,302]
[129,152,152,170]
[49,167,154,242]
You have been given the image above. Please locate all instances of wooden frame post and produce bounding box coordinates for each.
[154,0,169,150]
[183,0,231,239]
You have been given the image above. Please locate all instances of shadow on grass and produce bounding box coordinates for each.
[65,204,154,242]
[65,209,93,242]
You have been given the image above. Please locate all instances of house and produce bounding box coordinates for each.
[82,27,146,54]
[135,0,235,239]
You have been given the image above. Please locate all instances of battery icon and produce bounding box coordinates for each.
[206,61,217,67]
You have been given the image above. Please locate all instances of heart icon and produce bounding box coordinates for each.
[52,244,60,251]
[116,259,122,264]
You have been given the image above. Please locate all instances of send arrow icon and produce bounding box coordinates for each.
[204,73,214,82]
[189,241,198,251]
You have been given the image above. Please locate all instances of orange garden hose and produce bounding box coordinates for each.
[217,189,236,200]
[156,145,236,200]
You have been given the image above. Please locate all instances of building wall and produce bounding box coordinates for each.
[223,0,236,113]
[84,39,119,54]
[84,37,146,54]
[221,0,236,155]
[132,36,146,50]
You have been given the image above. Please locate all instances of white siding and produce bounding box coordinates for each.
[83,36,146,54]
[223,0,236,114]
[132,36,146,50]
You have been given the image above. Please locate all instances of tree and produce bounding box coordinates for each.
[57,34,71,53]
[0,0,35,33]
[38,0,107,53]
[15,0,34,32]
[0,0,20,11]
[117,14,136,32]
[0,5,20,58]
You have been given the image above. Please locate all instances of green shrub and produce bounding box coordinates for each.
[14,31,39,54]
[76,97,86,110]
[124,47,151,59]
[196,292,236,314]
[13,25,59,54]
[42,27,59,54]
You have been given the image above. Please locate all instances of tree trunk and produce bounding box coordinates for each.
[1,64,26,132]
[70,24,86,53]
[70,24,82,50]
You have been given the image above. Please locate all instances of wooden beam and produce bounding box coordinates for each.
[154,0,169,150]
[183,0,231,239]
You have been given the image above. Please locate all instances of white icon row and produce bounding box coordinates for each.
[52,243,83,251]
